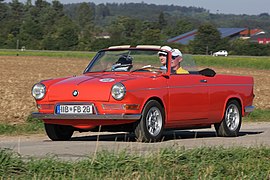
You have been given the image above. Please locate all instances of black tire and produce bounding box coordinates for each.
[45,124,74,141]
[215,100,242,137]
[134,100,165,142]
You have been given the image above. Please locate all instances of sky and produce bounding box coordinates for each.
[4,0,270,15]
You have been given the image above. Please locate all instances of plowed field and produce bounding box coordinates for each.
[0,56,269,124]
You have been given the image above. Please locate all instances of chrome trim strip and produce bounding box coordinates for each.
[108,45,131,49]
[207,84,253,87]
[32,113,141,120]
[244,106,255,113]
[128,84,253,92]
[136,45,161,49]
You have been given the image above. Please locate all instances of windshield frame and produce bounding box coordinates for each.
[83,47,198,75]
[83,48,170,74]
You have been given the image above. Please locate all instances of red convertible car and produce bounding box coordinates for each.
[32,45,255,142]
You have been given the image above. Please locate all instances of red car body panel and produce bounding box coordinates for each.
[32,46,254,132]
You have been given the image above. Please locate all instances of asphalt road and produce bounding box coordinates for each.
[0,122,269,161]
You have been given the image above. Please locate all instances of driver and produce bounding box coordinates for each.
[171,49,189,74]
[158,46,172,70]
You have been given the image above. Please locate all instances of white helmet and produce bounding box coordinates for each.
[172,49,182,57]
[158,46,172,56]
[161,46,172,51]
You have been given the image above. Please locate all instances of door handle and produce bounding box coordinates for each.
[200,79,207,83]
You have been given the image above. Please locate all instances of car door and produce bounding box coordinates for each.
[167,74,209,124]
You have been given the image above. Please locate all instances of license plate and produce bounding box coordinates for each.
[56,105,93,114]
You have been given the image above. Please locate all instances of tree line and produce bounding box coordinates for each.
[0,0,270,55]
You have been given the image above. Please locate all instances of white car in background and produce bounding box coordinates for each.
[213,50,228,56]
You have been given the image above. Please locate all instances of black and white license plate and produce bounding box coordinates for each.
[56,105,93,114]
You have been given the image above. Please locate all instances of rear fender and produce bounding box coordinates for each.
[222,95,243,118]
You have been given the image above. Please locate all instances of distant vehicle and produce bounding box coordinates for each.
[213,50,228,56]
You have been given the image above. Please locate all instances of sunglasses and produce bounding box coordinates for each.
[158,54,167,57]
[172,56,179,60]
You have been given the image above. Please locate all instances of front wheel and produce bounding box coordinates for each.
[45,124,74,141]
[134,100,165,142]
[215,100,242,137]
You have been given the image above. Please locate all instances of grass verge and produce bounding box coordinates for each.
[0,116,44,135]
[0,147,270,179]
[193,55,270,70]
[0,49,95,59]
[243,109,270,122]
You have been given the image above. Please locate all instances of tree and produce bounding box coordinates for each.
[1,1,270,53]
[26,0,32,6]
[75,2,94,29]
[165,19,194,37]
[158,12,167,29]
[52,0,64,17]
[19,13,43,49]
[140,29,162,44]
[230,39,270,56]
[5,33,16,48]
[95,3,110,19]
[190,24,221,54]
[35,0,50,10]
[138,21,162,44]
[108,16,134,45]
[0,0,7,21]
[54,17,79,50]
[0,0,8,45]
[9,0,24,36]
[73,3,95,50]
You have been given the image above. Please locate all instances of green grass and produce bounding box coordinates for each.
[1,147,270,179]
[0,49,96,59]
[244,109,270,122]
[193,55,270,70]
[0,116,44,135]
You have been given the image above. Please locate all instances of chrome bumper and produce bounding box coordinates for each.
[244,106,255,113]
[32,112,141,120]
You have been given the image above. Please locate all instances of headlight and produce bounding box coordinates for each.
[111,83,126,100]
[32,83,46,100]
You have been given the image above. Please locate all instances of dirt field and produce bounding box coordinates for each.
[0,56,269,124]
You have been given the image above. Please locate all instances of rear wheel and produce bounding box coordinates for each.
[45,124,74,141]
[215,100,242,137]
[134,100,165,142]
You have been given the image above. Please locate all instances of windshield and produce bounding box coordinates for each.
[84,49,198,74]
[84,49,167,73]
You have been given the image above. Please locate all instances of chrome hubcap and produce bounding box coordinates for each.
[225,104,240,131]
[146,107,162,136]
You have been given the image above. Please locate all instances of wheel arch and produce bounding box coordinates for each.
[222,96,243,118]
[141,96,166,121]
[215,96,243,137]
[134,96,166,142]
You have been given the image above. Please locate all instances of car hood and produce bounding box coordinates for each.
[47,73,143,102]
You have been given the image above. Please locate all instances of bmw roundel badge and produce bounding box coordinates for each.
[72,90,79,97]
